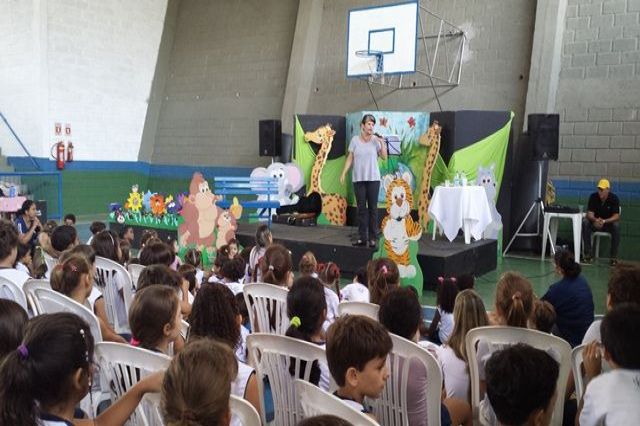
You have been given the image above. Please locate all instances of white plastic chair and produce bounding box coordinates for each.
[167,320,190,357]
[22,279,51,315]
[94,256,134,334]
[243,283,289,334]
[34,287,103,343]
[466,326,572,426]
[33,286,109,416]
[247,333,331,426]
[372,334,442,426]
[127,263,145,289]
[295,379,379,425]
[571,344,587,402]
[43,252,58,274]
[592,206,620,259]
[0,276,28,311]
[180,319,189,340]
[230,394,262,426]
[139,393,164,426]
[337,301,380,320]
[95,342,170,426]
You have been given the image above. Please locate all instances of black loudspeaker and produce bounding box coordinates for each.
[430,111,512,163]
[259,120,281,157]
[529,114,559,160]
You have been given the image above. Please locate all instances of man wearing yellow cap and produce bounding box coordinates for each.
[582,179,620,265]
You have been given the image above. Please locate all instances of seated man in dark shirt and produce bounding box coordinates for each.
[582,178,620,265]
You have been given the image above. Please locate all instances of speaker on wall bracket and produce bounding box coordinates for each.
[529,114,559,161]
[259,120,282,157]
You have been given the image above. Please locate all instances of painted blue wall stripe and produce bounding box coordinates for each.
[8,157,253,179]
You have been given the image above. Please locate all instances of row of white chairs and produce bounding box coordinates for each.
[241,283,578,425]
[247,328,574,426]
[3,278,592,425]
[0,276,257,426]
[242,282,380,334]
[44,255,148,335]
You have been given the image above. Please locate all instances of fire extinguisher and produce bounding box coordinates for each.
[66,141,74,162]
[51,141,65,170]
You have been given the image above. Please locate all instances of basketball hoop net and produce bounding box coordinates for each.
[355,50,385,84]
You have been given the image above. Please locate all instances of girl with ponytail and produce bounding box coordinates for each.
[259,244,293,287]
[367,257,400,304]
[285,276,330,390]
[317,261,341,331]
[477,271,534,423]
[52,253,127,344]
[492,271,534,328]
[542,249,594,347]
[0,312,162,426]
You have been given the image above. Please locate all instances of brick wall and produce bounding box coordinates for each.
[554,0,640,181]
[148,0,299,167]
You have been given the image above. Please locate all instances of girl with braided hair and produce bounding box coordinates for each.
[188,284,261,422]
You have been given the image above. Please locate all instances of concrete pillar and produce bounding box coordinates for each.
[280,0,324,134]
[139,0,179,163]
[523,0,568,131]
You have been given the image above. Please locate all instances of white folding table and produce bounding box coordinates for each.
[541,211,582,259]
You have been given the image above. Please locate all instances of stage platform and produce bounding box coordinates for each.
[235,222,497,291]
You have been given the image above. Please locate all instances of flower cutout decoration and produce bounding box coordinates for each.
[407,116,416,129]
[150,194,166,216]
[143,190,153,211]
[380,117,388,127]
[126,191,143,212]
[166,194,181,214]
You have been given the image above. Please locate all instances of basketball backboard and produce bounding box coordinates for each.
[346,1,418,78]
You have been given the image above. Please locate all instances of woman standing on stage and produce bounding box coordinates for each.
[340,114,387,247]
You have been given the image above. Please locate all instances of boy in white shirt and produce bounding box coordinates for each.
[579,303,640,426]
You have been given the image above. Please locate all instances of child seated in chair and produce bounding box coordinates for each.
[578,303,640,426]
[325,315,392,419]
[485,343,559,426]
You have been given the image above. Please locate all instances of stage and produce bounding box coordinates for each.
[235,222,497,292]
[109,220,497,293]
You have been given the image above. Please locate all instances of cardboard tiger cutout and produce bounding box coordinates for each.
[381,172,422,278]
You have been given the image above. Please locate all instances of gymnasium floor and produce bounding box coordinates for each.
[78,221,612,316]
[419,254,613,315]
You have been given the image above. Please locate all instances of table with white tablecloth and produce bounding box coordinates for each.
[428,185,492,244]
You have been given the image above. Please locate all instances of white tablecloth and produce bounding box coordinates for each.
[428,185,492,243]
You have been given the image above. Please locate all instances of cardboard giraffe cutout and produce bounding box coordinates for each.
[373,171,424,295]
[304,124,348,225]
[417,121,442,232]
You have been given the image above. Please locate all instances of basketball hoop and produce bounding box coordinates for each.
[355,50,385,84]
